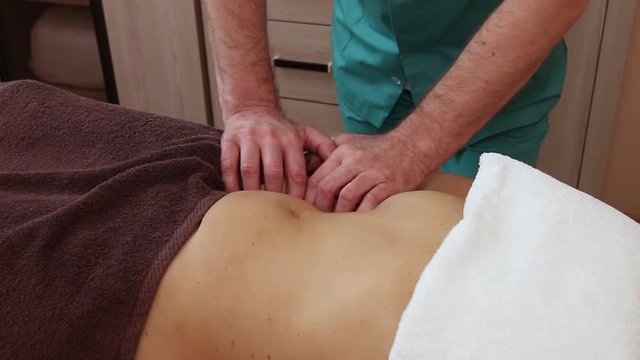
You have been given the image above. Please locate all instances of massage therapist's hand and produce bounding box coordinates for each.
[305,132,432,212]
[221,107,336,198]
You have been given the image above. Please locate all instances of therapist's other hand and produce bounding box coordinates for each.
[305,132,431,212]
[221,107,336,198]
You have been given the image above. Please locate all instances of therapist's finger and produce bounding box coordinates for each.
[261,141,284,193]
[221,140,241,192]
[283,146,307,199]
[334,173,377,212]
[305,153,341,205]
[357,183,392,212]
[312,164,358,212]
[239,140,261,190]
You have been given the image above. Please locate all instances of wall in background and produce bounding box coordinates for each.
[538,0,608,187]
[602,4,640,220]
[536,0,636,194]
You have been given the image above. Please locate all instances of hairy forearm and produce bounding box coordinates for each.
[203,0,279,120]
[394,0,588,171]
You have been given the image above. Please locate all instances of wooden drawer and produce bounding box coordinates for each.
[267,0,333,25]
[267,21,337,104]
[280,98,343,137]
[274,67,337,104]
[266,1,339,135]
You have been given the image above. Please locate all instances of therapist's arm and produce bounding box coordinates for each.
[202,1,335,197]
[395,0,588,171]
[306,0,587,212]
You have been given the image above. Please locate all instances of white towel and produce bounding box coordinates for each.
[389,153,640,360]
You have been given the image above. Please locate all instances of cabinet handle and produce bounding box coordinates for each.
[272,57,332,74]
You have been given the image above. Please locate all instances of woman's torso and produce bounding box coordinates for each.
[136,187,465,359]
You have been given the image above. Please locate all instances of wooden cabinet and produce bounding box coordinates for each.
[102,0,210,125]
[201,0,341,134]
[266,0,342,136]
[267,21,336,104]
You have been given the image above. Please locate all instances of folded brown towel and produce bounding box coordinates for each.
[0,80,226,360]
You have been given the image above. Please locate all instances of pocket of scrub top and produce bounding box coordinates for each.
[332,5,364,51]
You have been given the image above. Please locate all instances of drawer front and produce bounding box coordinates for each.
[268,21,331,67]
[268,21,337,104]
[267,0,334,25]
[280,98,343,137]
[274,68,337,104]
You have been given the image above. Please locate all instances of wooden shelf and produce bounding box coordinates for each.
[22,0,89,7]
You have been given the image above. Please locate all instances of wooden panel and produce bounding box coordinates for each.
[274,68,337,104]
[601,2,640,217]
[102,0,209,124]
[538,0,608,186]
[280,98,343,136]
[267,0,333,25]
[580,0,638,197]
[268,21,336,104]
[268,21,332,63]
[200,0,224,128]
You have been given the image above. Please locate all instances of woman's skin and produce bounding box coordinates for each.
[136,174,472,359]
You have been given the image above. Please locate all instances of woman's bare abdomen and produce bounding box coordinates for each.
[136,185,465,359]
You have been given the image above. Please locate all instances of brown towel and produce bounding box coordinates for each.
[0,80,226,360]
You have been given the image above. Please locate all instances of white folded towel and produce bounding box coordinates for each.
[390,153,640,360]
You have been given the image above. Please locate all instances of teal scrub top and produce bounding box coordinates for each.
[331,0,568,176]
